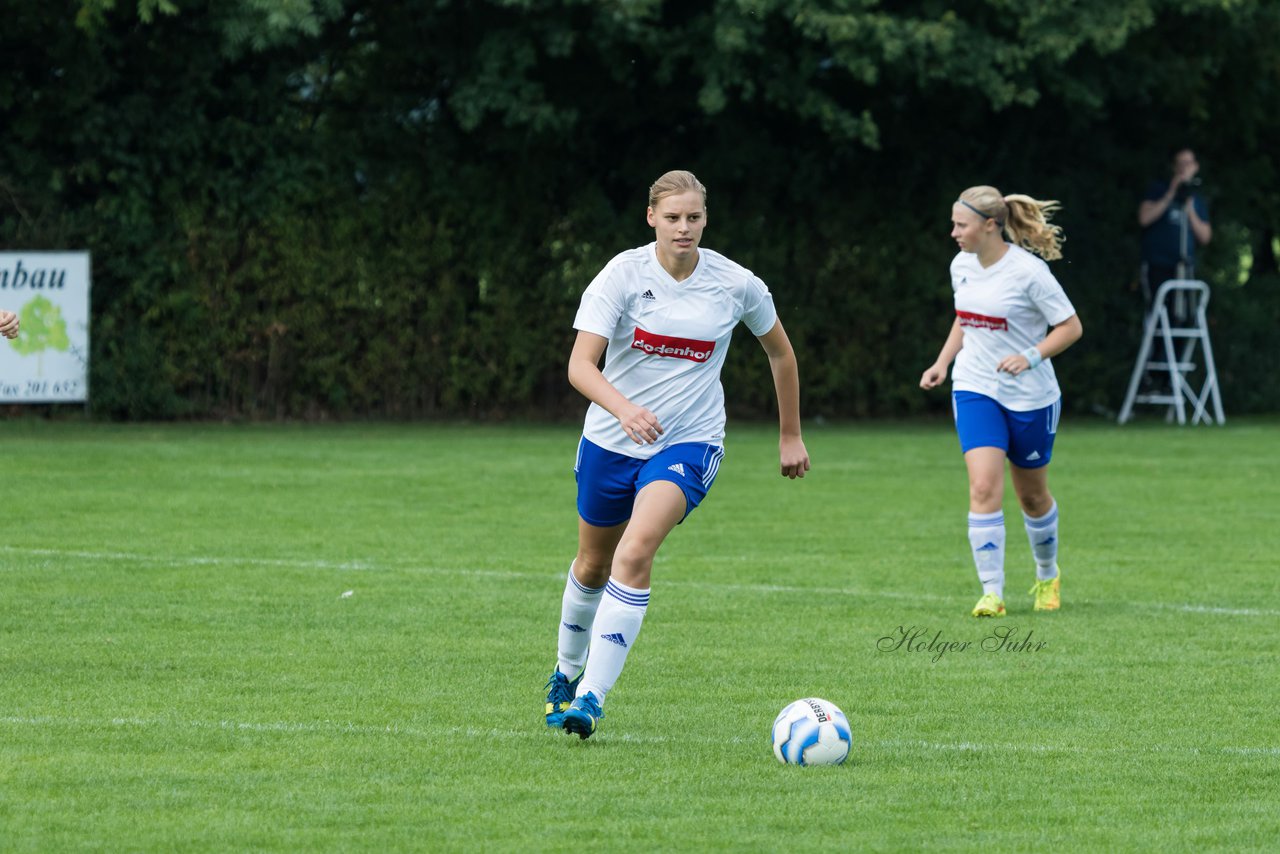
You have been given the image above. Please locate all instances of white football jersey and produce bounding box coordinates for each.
[950,244,1077,411]
[573,243,778,458]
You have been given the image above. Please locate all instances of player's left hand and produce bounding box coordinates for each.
[996,354,1032,376]
[779,435,810,479]
[0,310,19,339]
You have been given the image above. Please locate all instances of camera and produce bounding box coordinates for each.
[1174,176,1202,203]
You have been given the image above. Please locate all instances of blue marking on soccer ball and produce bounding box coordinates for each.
[771,697,851,766]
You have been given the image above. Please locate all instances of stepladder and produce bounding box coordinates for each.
[1118,279,1225,425]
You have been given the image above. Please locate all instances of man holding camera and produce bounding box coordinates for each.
[1137,147,1212,312]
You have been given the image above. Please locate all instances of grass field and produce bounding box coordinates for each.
[2,417,1278,852]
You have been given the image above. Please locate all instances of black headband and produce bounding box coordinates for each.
[959,199,1004,227]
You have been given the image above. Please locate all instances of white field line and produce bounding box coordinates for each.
[0,546,376,572]
[2,546,1278,618]
[1,714,1276,758]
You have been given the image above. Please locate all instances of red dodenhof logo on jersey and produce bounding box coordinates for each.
[956,310,1008,331]
[631,327,715,363]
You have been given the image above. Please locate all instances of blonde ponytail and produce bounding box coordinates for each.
[1002,194,1064,261]
[957,186,1065,261]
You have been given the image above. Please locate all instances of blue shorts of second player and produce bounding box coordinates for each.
[952,391,1061,469]
[574,436,724,527]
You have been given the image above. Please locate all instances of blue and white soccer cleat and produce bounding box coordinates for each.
[544,670,581,728]
[561,691,604,740]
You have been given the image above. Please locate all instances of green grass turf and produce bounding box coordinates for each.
[2,418,1277,851]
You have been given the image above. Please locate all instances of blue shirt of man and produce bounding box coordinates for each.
[1140,181,1210,269]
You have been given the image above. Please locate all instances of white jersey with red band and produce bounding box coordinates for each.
[950,244,1077,411]
[573,242,777,459]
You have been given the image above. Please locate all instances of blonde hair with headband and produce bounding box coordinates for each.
[958,185,1065,261]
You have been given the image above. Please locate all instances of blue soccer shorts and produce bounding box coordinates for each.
[952,391,1061,469]
[574,436,725,527]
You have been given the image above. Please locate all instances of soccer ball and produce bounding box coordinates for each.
[771,697,851,766]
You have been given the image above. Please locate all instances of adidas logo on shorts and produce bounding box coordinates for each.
[667,463,686,477]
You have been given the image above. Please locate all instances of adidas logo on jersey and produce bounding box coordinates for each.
[640,289,656,301]
[667,463,685,477]
[600,632,628,648]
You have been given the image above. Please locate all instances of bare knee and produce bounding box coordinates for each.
[1011,468,1053,517]
[572,551,613,587]
[968,479,1003,512]
[1019,491,1054,518]
[611,537,659,587]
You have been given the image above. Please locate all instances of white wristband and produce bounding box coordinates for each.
[1021,346,1043,370]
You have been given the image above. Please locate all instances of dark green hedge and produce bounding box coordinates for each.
[2,1,1277,420]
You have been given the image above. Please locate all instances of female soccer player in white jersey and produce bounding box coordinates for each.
[920,186,1083,618]
[543,170,810,739]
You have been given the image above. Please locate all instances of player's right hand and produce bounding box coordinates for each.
[919,365,945,390]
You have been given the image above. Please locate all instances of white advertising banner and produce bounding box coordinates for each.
[0,252,91,403]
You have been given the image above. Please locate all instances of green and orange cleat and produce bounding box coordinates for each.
[971,592,1007,617]
[1030,573,1061,612]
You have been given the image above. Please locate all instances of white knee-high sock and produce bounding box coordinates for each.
[968,510,1006,597]
[556,563,605,679]
[1023,501,1060,580]
[576,579,649,706]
